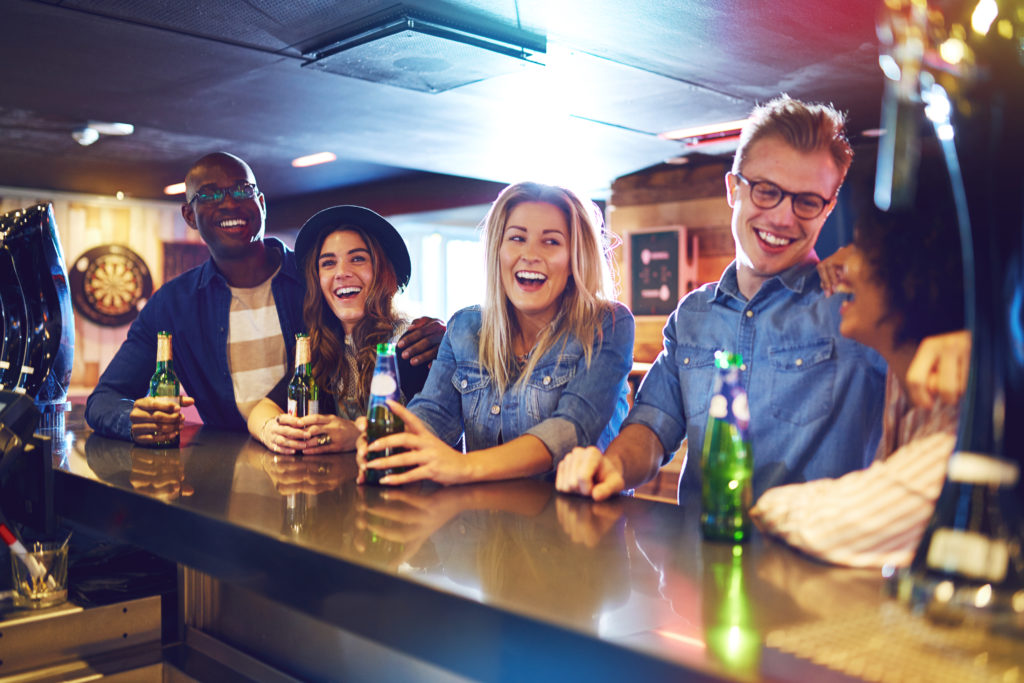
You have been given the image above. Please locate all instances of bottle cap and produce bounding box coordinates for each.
[714,350,743,369]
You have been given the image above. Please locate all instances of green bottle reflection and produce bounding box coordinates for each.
[703,543,761,678]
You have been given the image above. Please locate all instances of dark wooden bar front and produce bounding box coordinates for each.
[52,410,1023,682]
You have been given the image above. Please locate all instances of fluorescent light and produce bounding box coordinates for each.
[88,121,134,136]
[659,118,749,141]
[164,182,186,195]
[292,152,337,168]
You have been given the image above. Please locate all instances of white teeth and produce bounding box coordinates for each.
[335,286,361,297]
[220,219,245,227]
[757,230,792,247]
[516,271,546,282]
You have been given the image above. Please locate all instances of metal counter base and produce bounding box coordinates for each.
[0,595,161,681]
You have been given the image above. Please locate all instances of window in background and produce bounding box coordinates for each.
[390,205,488,322]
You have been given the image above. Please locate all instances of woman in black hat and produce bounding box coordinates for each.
[247,205,437,454]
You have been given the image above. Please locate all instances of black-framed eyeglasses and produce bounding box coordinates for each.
[187,181,259,205]
[734,172,832,220]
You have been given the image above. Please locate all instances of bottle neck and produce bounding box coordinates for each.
[156,335,173,364]
[295,339,311,369]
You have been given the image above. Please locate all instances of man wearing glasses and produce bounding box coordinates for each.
[556,96,886,502]
[86,152,440,445]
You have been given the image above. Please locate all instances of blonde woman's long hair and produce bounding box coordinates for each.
[479,182,618,394]
[302,226,404,408]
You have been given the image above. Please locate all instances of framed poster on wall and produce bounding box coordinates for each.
[629,229,679,317]
[627,226,699,318]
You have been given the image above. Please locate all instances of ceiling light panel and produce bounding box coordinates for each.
[303,13,544,93]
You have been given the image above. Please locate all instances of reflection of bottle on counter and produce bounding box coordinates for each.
[148,331,181,448]
[353,486,407,563]
[283,492,316,536]
[702,543,760,678]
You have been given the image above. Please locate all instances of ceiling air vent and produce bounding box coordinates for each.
[302,12,545,93]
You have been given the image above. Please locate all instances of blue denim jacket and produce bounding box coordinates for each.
[85,239,305,439]
[627,260,886,501]
[409,302,634,465]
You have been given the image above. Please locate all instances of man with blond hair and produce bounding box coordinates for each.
[556,96,886,502]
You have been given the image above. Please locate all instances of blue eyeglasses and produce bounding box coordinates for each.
[188,181,259,205]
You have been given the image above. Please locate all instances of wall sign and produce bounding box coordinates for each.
[630,230,680,317]
[70,245,153,327]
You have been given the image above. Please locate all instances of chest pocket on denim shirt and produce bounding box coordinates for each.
[452,362,491,420]
[768,338,835,424]
[524,357,576,422]
[675,344,718,420]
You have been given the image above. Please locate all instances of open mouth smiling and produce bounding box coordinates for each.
[218,218,248,233]
[515,270,547,289]
[333,286,362,300]
[756,229,795,248]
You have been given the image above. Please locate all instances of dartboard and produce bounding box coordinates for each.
[70,245,154,327]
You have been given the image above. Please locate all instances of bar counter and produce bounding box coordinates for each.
[53,410,1024,682]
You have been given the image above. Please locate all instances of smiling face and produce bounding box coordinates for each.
[836,244,899,354]
[499,201,572,329]
[181,154,266,261]
[317,229,374,335]
[726,135,842,298]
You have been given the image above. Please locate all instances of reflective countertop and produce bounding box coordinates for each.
[52,411,1024,682]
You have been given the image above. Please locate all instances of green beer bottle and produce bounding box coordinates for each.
[148,331,181,448]
[701,351,753,542]
[364,342,405,485]
[287,333,318,455]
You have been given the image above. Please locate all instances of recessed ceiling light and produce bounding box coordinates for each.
[292,152,337,168]
[164,182,186,195]
[115,191,125,200]
[659,118,749,142]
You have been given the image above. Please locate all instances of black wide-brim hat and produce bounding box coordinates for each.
[293,205,411,290]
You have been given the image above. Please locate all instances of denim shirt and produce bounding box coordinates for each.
[626,260,887,501]
[409,302,634,466]
[85,238,305,439]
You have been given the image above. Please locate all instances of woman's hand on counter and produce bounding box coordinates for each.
[258,413,309,455]
[294,414,360,454]
[129,395,195,446]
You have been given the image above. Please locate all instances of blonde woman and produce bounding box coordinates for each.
[357,182,634,485]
